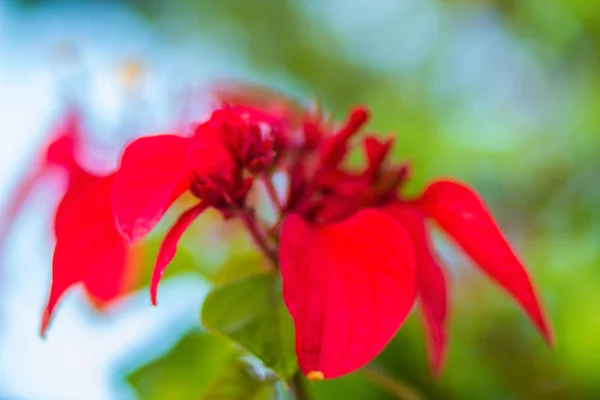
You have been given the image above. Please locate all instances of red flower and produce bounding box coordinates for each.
[276,107,552,378]
[44,89,553,381]
[110,106,282,304]
[1,111,141,335]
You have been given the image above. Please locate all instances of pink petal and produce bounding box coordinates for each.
[416,179,553,346]
[383,203,448,374]
[112,135,192,244]
[42,174,127,335]
[150,202,207,305]
[279,209,417,379]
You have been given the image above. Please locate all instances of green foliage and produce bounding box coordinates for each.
[201,272,298,382]
[199,360,275,400]
[127,331,234,400]
[127,329,277,400]
[309,372,394,400]
[211,251,266,284]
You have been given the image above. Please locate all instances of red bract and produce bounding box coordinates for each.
[44,87,553,381]
[43,174,130,334]
[415,180,553,345]
[150,202,208,305]
[112,134,193,243]
[0,111,140,335]
[382,203,448,374]
[111,107,277,300]
[280,209,416,379]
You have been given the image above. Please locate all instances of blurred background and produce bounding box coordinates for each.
[0,0,599,399]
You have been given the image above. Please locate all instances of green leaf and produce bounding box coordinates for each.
[201,272,298,381]
[127,330,234,400]
[200,360,275,400]
[212,251,266,284]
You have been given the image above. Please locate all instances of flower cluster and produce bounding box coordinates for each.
[43,88,552,380]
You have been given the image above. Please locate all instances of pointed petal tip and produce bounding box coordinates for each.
[306,371,324,382]
[150,289,158,307]
[538,318,555,349]
[40,309,51,339]
[149,202,207,310]
[424,329,446,377]
[384,204,449,379]
[429,354,445,378]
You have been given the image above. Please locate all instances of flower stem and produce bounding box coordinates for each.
[289,371,311,400]
[241,212,278,266]
[360,366,422,400]
[262,175,283,215]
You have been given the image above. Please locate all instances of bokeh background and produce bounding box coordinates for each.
[1,0,599,399]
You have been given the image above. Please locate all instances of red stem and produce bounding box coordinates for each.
[262,175,283,215]
[241,212,278,267]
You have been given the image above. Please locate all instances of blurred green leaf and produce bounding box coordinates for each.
[201,272,298,381]
[127,330,233,400]
[212,251,266,284]
[200,360,275,400]
[309,371,394,400]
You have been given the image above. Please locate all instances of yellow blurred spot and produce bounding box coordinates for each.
[307,371,324,382]
[119,59,145,90]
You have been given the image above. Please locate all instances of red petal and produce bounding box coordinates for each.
[42,174,127,335]
[383,203,448,374]
[150,202,207,305]
[320,108,369,167]
[416,179,553,345]
[54,166,100,237]
[84,244,143,310]
[44,110,80,168]
[81,232,128,309]
[363,136,393,175]
[188,123,233,174]
[112,135,192,244]
[279,209,417,379]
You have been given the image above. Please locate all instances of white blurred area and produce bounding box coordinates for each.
[0,2,235,399]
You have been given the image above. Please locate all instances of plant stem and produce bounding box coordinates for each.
[262,175,284,215]
[241,212,279,266]
[289,372,311,400]
[360,366,423,400]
